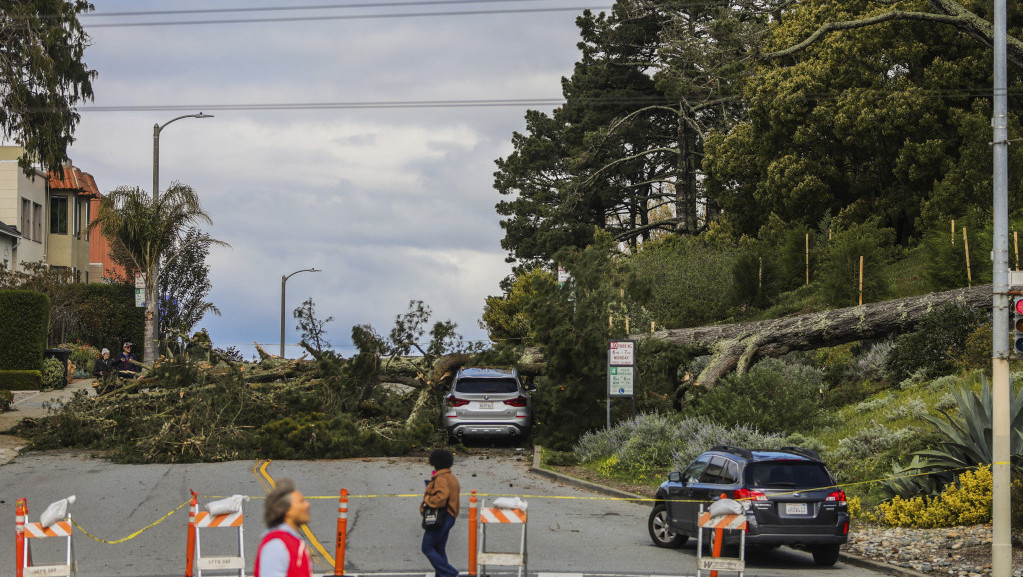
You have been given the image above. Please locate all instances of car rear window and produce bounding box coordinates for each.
[746,462,835,489]
[455,377,519,394]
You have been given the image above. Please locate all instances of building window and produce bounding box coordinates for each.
[21,198,30,238]
[33,202,42,241]
[72,196,81,237]
[50,195,68,235]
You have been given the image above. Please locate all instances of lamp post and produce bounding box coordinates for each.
[281,268,320,358]
[145,113,213,364]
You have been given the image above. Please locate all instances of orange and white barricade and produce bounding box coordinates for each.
[696,502,747,577]
[20,499,76,577]
[476,499,527,577]
[194,508,245,577]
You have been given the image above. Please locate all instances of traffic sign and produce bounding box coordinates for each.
[609,366,634,397]
[608,340,635,366]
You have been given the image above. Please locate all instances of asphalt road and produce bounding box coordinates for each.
[0,450,888,577]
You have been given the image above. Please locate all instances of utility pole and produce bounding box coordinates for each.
[991,2,1011,576]
[280,268,320,358]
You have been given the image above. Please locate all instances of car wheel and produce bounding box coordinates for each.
[648,503,687,548]
[811,544,841,566]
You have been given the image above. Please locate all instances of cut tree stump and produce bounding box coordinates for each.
[635,284,992,387]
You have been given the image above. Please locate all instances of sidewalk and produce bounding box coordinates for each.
[0,378,95,465]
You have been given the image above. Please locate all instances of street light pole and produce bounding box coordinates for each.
[146,113,213,365]
[991,2,1011,576]
[281,268,321,358]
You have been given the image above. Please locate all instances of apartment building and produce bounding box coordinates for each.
[0,147,49,270]
[0,146,123,282]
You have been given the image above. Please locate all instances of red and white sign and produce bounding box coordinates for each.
[608,340,635,366]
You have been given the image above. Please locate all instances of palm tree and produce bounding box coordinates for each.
[88,182,223,364]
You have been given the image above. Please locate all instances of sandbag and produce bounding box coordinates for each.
[40,495,76,528]
[708,498,742,518]
[206,494,249,515]
[492,496,528,511]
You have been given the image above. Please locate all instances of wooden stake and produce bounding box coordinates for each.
[1015,230,1019,271]
[952,219,956,245]
[625,316,630,334]
[609,315,613,329]
[859,255,864,306]
[651,321,656,333]
[963,227,972,286]
[758,257,763,293]
[805,233,810,285]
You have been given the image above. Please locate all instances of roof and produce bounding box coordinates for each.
[457,367,517,378]
[48,165,101,198]
[0,219,21,239]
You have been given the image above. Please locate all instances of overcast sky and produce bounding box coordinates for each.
[65,0,605,358]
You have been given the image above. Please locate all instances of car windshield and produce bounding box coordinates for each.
[455,377,518,394]
[746,461,835,489]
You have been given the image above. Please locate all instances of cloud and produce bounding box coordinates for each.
[68,0,589,355]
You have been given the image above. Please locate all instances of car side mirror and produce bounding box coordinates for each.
[668,471,682,483]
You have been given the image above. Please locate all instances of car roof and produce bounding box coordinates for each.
[705,446,822,464]
[457,367,517,378]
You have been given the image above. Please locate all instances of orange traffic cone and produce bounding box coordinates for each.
[184,490,198,577]
[334,489,348,575]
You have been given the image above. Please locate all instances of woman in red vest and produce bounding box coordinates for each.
[255,478,313,577]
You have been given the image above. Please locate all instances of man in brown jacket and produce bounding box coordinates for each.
[420,449,460,577]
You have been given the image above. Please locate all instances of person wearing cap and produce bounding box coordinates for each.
[420,449,460,577]
[115,342,138,377]
[255,478,312,577]
[92,348,113,379]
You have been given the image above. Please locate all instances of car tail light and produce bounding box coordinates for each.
[843,521,849,534]
[446,395,469,407]
[734,488,768,502]
[825,490,847,506]
[503,395,528,407]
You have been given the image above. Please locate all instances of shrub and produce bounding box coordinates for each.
[0,389,12,411]
[628,235,740,328]
[0,290,50,371]
[59,342,100,377]
[818,218,895,307]
[855,339,894,381]
[253,412,430,459]
[542,449,578,467]
[686,358,828,434]
[855,393,892,413]
[890,399,928,421]
[0,370,42,390]
[573,413,786,477]
[875,466,992,527]
[959,322,991,372]
[42,358,65,389]
[885,304,986,382]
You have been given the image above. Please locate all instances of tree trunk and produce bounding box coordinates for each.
[636,284,992,387]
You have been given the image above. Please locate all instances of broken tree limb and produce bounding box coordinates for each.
[636,284,992,387]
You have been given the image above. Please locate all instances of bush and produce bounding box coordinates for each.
[885,304,986,382]
[0,389,12,411]
[573,413,787,478]
[629,235,740,328]
[875,466,992,527]
[253,412,431,459]
[0,370,42,390]
[0,290,50,371]
[42,358,65,389]
[60,342,100,377]
[542,449,578,467]
[685,358,829,434]
[818,218,895,307]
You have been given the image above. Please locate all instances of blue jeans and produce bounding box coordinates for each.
[421,513,458,577]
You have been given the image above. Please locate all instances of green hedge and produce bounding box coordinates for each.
[0,290,50,372]
[0,370,43,390]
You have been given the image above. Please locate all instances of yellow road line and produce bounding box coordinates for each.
[253,459,336,570]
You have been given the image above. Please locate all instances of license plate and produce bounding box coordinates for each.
[785,502,808,515]
[477,401,494,410]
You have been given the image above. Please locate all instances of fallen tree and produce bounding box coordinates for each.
[636,285,992,387]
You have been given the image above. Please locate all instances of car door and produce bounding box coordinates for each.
[690,456,732,520]
[669,455,712,535]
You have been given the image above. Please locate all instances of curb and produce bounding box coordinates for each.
[528,445,930,577]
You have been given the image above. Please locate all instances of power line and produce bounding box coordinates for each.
[83,5,612,28]
[80,0,561,18]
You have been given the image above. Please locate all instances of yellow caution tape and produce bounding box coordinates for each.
[71,499,190,544]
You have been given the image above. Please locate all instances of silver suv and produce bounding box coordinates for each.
[443,367,532,441]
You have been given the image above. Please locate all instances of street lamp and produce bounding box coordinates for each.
[281,268,321,358]
[144,112,214,364]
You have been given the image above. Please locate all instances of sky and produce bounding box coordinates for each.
[64,0,607,358]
